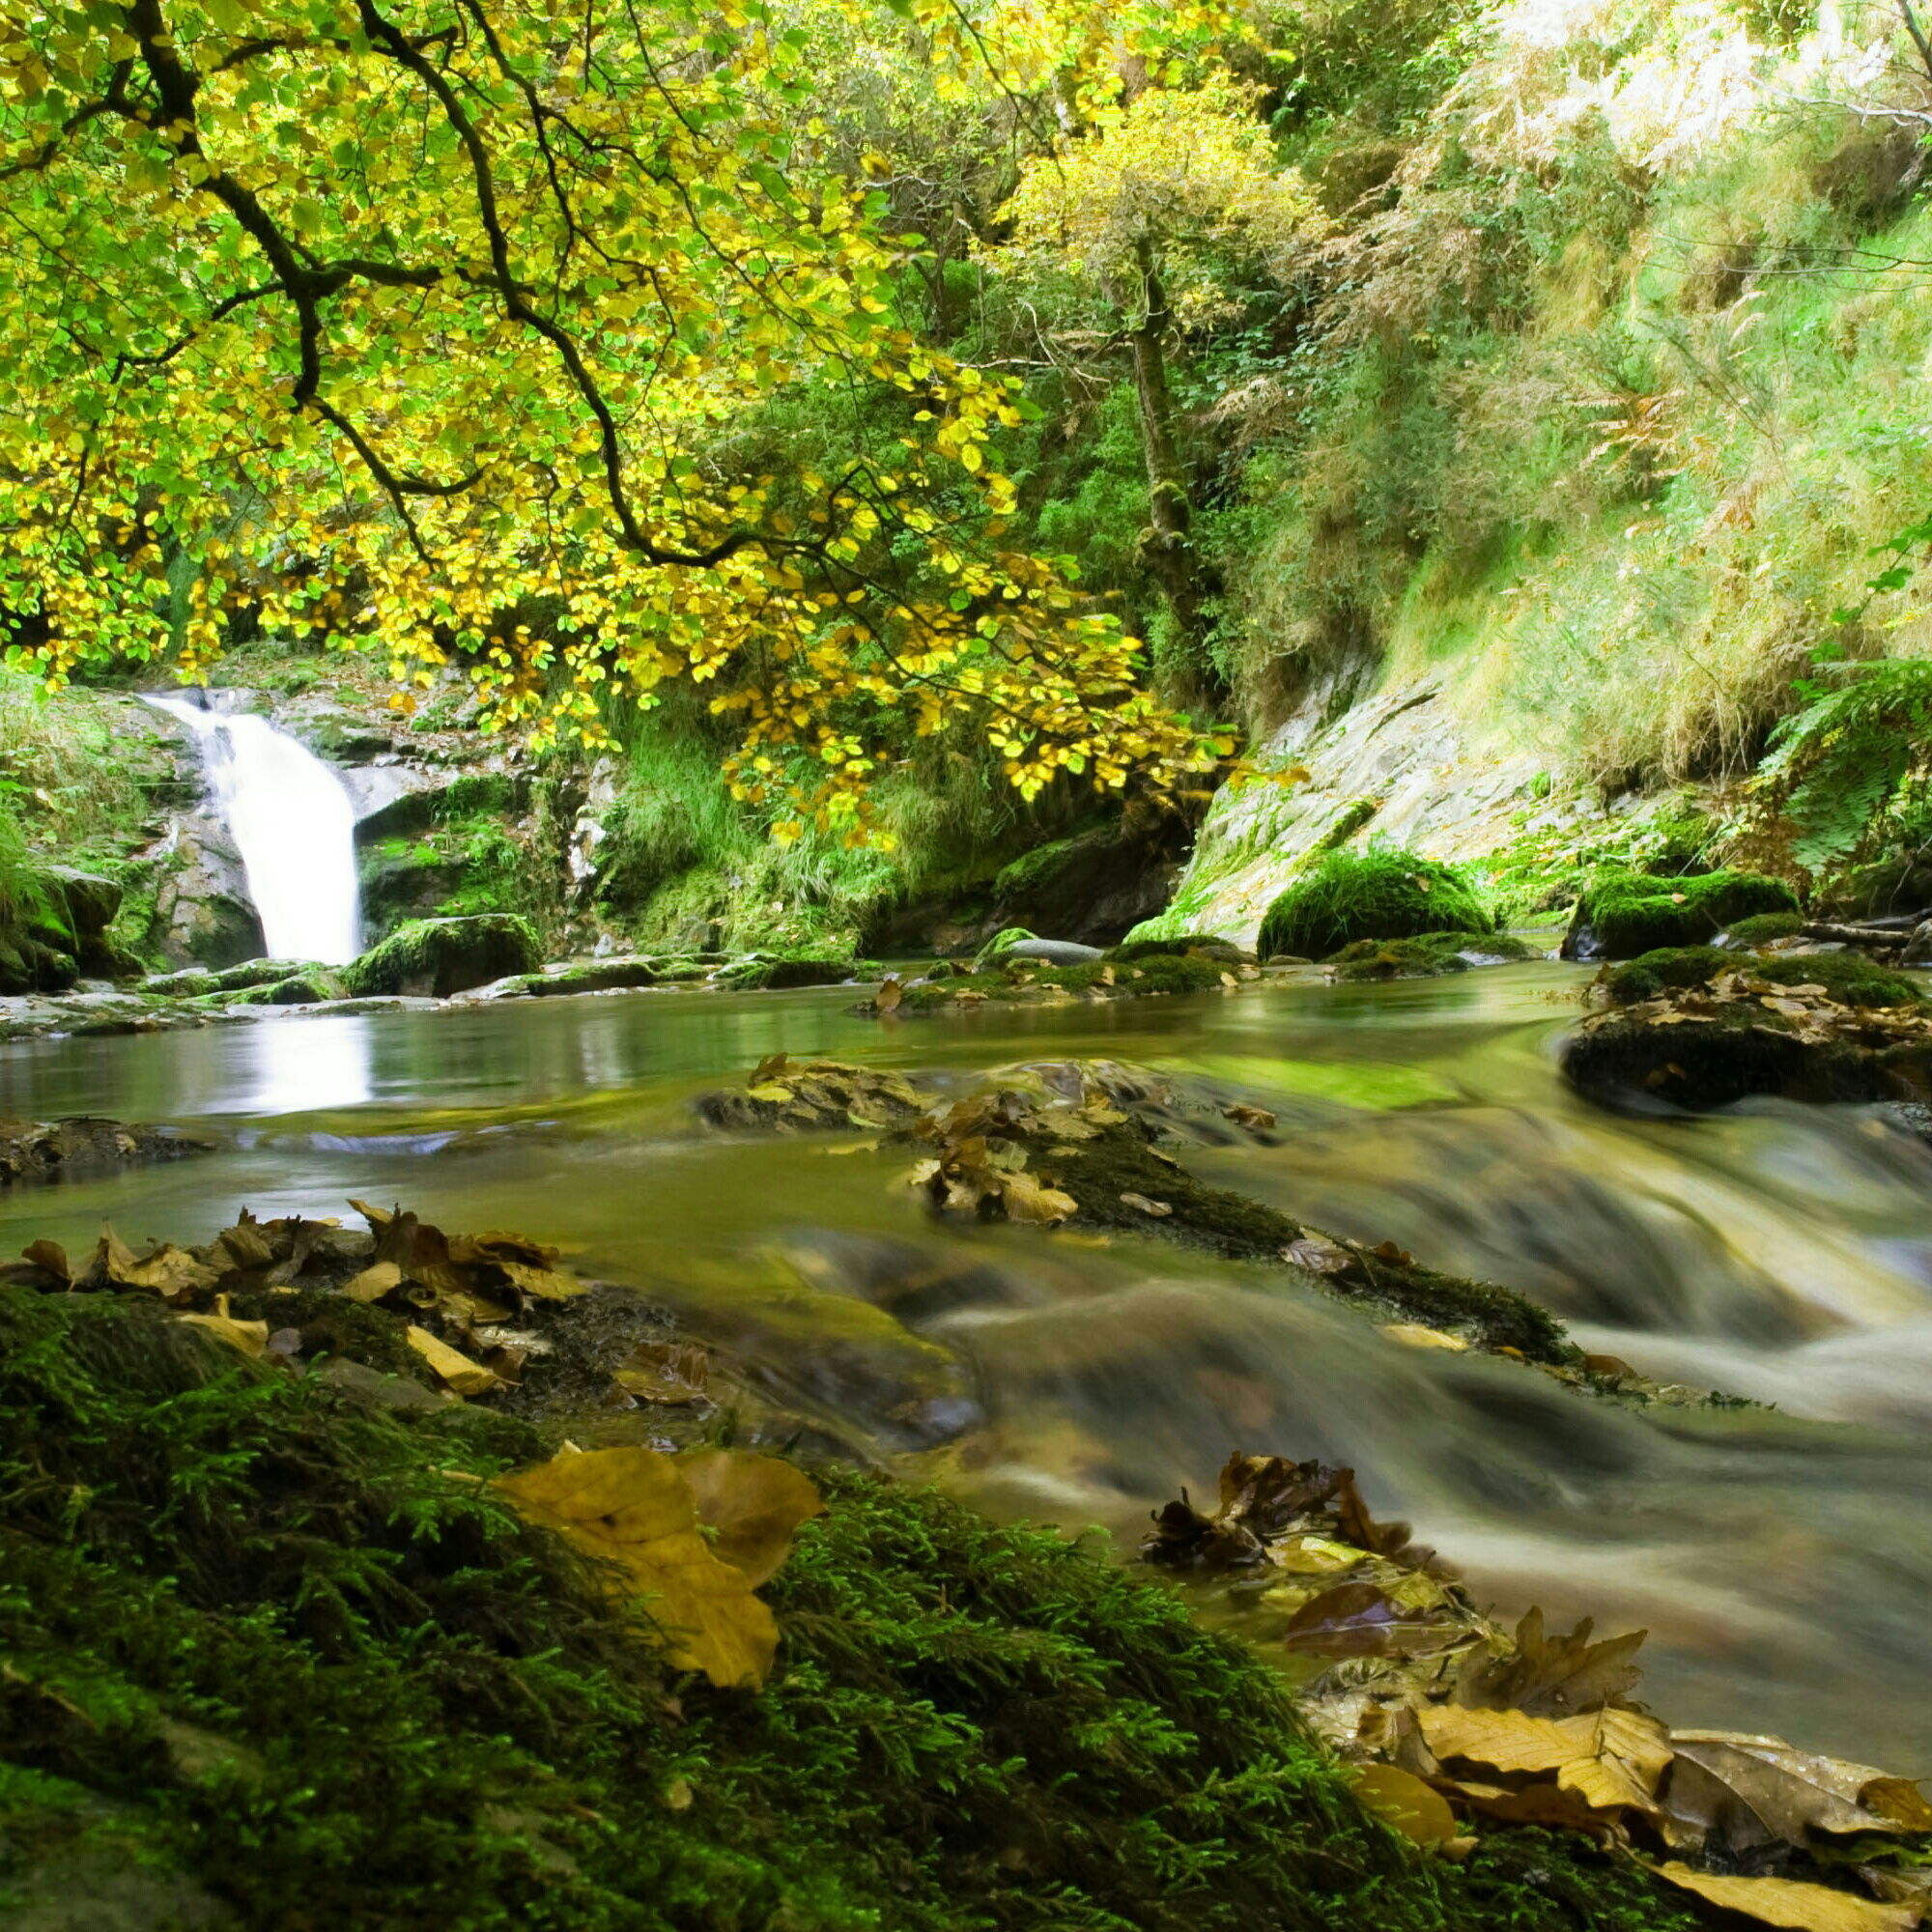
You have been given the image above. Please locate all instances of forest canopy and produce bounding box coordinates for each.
[0,0,1234,834]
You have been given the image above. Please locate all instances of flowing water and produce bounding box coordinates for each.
[145,695,362,963]
[3,967,1929,1767]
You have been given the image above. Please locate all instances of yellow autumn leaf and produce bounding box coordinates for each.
[495,1446,788,1689]
[1419,1703,1672,1814]
[405,1324,505,1397]
[177,1312,270,1357]
[1652,1863,1919,1932]
[1352,1763,1461,1847]
[677,1450,825,1588]
[343,1261,403,1302]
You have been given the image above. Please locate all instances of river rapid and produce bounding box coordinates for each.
[3,963,1929,1768]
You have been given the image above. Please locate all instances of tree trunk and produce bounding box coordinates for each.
[1121,236,1219,693]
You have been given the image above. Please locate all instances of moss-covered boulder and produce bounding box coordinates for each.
[0,1282,1549,1932]
[1105,933,1251,965]
[1719,910,1807,948]
[715,954,870,991]
[1562,869,1797,960]
[1258,847,1494,961]
[342,915,540,999]
[1325,931,1538,980]
[970,925,1104,971]
[1564,947,1932,1110]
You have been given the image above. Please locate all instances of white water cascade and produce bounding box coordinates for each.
[146,696,362,964]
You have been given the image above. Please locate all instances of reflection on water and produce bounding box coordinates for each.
[3,965,1930,1767]
[246,1015,372,1116]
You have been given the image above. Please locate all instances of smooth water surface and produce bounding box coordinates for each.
[4,967,1929,1767]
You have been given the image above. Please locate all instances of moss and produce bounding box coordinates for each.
[895,953,1229,1012]
[716,954,871,991]
[1721,911,1806,947]
[342,915,541,999]
[1598,945,1926,1009]
[0,1280,1662,1932]
[1326,931,1537,980]
[1566,869,1798,959]
[1258,847,1494,961]
[1106,934,1249,963]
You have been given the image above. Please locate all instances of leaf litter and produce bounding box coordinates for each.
[1144,1448,1932,1927]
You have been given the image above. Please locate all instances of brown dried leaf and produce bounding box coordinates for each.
[615,1342,710,1406]
[1223,1103,1276,1131]
[1001,1173,1078,1225]
[1119,1191,1173,1217]
[177,1312,270,1357]
[1420,1704,1671,1816]
[342,1261,403,1303]
[1284,1235,1355,1274]
[1456,1607,1646,1717]
[1861,1777,1932,1833]
[874,976,903,1013]
[1664,1732,1903,1847]
[498,1260,588,1302]
[1652,1863,1918,1932]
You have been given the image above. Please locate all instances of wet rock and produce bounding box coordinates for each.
[1561,868,1797,961]
[695,1057,933,1132]
[715,955,869,990]
[342,915,541,998]
[972,927,1104,970]
[0,1116,215,1185]
[148,810,267,969]
[1562,948,1932,1110]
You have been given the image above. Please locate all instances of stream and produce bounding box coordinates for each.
[3,965,1929,1769]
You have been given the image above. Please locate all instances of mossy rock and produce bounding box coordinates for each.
[342,916,541,999]
[0,1282,1636,1932]
[141,959,305,999]
[223,971,347,1008]
[1598,946,1926,1010]
[1326,931,1537,980]
[715,955,867,991]
[1258,847,1494,961]
[0,934,78,997]
[524,957,663,996]
[1719,911,1807,948]
[1105,934,1250,965]
[1562,869,1797,960]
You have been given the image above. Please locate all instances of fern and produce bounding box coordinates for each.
[1754,659,1932,872]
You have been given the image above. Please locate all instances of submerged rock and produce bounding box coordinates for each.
[694,1057,931,1133]
[0,1116,214,1185]
[1324,931,1539,980]
[971,926,1105,970]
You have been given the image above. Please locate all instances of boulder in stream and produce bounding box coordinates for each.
[342,915,541,998]
[1561,868,1796,960]
[1561,945,1932,1110]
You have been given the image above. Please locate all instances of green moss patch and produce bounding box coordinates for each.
[1720,911,1807,947]
[1564,869,1797,960]
[889,952,1231,1013]
[0,1282,1554,1932]
[343,915,541,999]
[1598,946,1926,1010]
[1258,848,1495,961]
[1326,931,1538,980]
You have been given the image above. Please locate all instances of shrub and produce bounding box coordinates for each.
[1258,846,1494,959]
[1565,870,1797,959]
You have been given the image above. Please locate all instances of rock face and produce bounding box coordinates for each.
[0,867,138,992]
[149,811,268,969]
[343,915,542,998]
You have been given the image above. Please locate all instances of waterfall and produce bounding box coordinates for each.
[147,695,362,964]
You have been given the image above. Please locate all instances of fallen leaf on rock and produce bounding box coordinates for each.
[1353,1763,1460,1847]
[497,1260,587,1302]
[21,1238,70,1281]
[874,976,903,1013]
[1366,1238,1415,1264]
[1223,1103,1276,1130]
[1002,1172,1078,1225]
[177,1311,271,1357]
[1861,1777,1932,1833]
[1421,1704,1671,1816]
[1652,1863,1918,1932]
[495,1445,789,1687]
[1456,1608,1646,1718]
[1446,1778,1628,1845]
[405,1325,504,1397]
[1283,1235,1354,1274]
[1282,1581,1433,1656]
[615,1342,710,1406]
[1380,1322,1470,1351]
[677,1449,824,1587]
[1663,1732,1904,1850]
[1119,1191,1173,1217]
[343,1261,403,1303]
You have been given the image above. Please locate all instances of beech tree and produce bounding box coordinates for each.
[0,0,1230,835]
